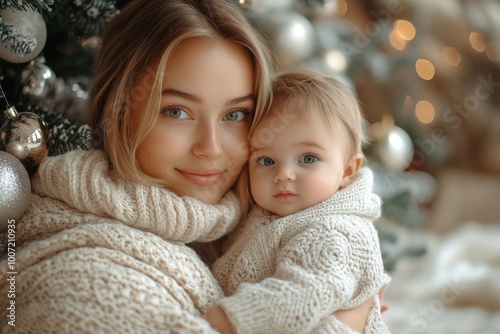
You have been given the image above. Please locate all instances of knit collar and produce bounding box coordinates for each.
[31,149,241,243]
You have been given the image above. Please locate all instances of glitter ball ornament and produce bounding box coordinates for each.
[0,106,50,176]
[0,150,31,231]
[0,7,47,64]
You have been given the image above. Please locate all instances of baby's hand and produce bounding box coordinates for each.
[205,305,234,334]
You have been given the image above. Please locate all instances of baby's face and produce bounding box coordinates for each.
[248,107,353,216]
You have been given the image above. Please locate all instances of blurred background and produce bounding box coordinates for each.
[0,0,499,332]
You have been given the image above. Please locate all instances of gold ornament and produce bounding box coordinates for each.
[0,106,50,176]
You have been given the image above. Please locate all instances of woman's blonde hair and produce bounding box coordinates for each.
[239,69,369,216]
[89,0,272,187]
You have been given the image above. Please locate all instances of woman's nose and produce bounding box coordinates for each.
[192,122,223,159]
[273,164,296,183]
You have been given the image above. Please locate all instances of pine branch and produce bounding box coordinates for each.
[0,0,53,13]
[51,0,119,38]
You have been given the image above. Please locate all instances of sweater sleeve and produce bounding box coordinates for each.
[32,150,240,243]
[0,222,221,333]
[217,223,361,334]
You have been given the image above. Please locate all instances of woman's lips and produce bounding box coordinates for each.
[177,169,224,186]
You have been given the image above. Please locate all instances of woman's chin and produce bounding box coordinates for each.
[182,187,225,205]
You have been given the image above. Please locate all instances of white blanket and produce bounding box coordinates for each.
[382,222,500,334]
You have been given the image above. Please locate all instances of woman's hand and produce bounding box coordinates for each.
[205,305,235,334]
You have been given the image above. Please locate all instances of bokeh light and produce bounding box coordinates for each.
[416,59,435,80]
[394,20,416,41]
[442,47,461,67]
[389,30,406,50]
[415,100,436,124]
[470,32,486,52]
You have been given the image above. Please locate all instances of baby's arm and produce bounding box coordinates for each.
[204,288,388,333]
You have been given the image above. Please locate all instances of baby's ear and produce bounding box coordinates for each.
[340,154,363,189]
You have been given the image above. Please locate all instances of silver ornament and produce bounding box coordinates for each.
[20,61,57,103]
[0,106,50,176]
[367,118,414,171]
[0,151,31,231]
[0,8,47,64]
[250,11,316,70]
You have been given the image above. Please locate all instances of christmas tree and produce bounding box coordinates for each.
[2,0,499,270]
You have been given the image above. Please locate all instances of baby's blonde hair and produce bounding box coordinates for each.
[89,0,273,188]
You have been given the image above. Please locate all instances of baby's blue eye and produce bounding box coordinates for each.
[163,107,189,119]
[224,110,248,121]
[257,157,275,166]
[299,154,318,164]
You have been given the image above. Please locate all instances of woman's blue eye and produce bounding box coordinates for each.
[163,107,189,119]
[299,154,318,164]
[224,110,248,121]
[257,157,275,166]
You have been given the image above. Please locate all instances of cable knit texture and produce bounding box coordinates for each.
[0,149,241,333]
[212,167,391,334]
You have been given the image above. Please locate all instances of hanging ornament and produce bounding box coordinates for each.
[20,58,58,101]
[0,7,47,64]
[19,57,58,107]
[365,115,414,171]
[0,150,31,232]
[19,57,90,125]
[0,106,50,176]
[249,11,316,70]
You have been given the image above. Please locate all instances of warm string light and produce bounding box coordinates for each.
[388,20,417,51]
[337,0,347,16]
[442,47,461,67]
[470,32,486,52]
[394,20,416,41]
[415,100,435,124]
[415,59,435,80]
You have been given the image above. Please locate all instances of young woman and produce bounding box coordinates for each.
[0,0,271,332]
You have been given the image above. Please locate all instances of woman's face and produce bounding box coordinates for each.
[133,38,255,204]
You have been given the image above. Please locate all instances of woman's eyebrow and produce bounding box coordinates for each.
[226,94,254,107]
[162,89,253,107]
[162,88,203,103]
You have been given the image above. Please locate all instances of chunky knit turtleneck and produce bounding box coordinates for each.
[213,168,391,334]
[0,149,241,333]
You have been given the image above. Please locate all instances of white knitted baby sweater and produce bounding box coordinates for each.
[0,149,241,334]
[212,168,391,334]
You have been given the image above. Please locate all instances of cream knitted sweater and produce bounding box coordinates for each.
[0,149,241,334]
[213,168,391,334]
